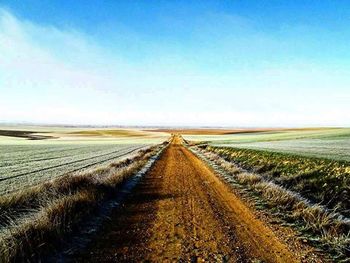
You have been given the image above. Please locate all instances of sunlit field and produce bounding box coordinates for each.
[2,0,350,261]
[0,126,168,194]
[184,128,350,161]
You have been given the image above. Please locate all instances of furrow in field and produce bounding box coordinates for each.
[0,145,148,194]
[0,145,144,180]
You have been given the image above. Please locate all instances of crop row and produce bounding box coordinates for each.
[0,144,148,194]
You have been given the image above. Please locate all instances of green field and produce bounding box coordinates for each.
[184,128,350,162]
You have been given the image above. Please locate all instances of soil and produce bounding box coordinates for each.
[73,136,324,262]
[0,129,55,140]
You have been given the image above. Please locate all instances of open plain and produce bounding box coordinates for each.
[2,1,350,262]
[1,128,349,261]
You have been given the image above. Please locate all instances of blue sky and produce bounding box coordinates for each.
[0,1,349,127]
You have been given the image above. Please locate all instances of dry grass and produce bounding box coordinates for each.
[203,145,350,218]
[0,190,98,261]
[236,173,262,185]
[0,145,163,262]
[195,146,350,259]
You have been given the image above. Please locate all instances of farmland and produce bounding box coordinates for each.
[0,126,170,261]
[0,126,168,194]
[1,127,349,261]
[183,128,350,161]
[0,144,148,194]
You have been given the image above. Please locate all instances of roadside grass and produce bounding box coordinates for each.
[195,146,350,260]
[202,146,350,218]
[0,144,165,262]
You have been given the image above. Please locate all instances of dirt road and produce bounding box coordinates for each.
[75,136,301,262]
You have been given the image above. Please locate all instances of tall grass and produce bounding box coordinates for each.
[0,145,164,262]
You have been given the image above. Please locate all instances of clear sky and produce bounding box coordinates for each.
[1,1,349,127]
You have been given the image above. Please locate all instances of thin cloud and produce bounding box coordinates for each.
[0,8,349,127]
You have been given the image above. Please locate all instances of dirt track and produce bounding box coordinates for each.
[75,136,301,262]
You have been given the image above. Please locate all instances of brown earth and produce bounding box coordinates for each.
[74,136,318,262]
[68,129,152,137]
[144,128,270,135]
[0,129,55,140]
[145,127,336,135]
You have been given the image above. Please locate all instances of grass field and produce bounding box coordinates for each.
[184,128,350,162]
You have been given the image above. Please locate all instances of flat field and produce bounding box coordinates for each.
[183,128,350,161]
[0,126,168,194]
[1,132,346,261]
